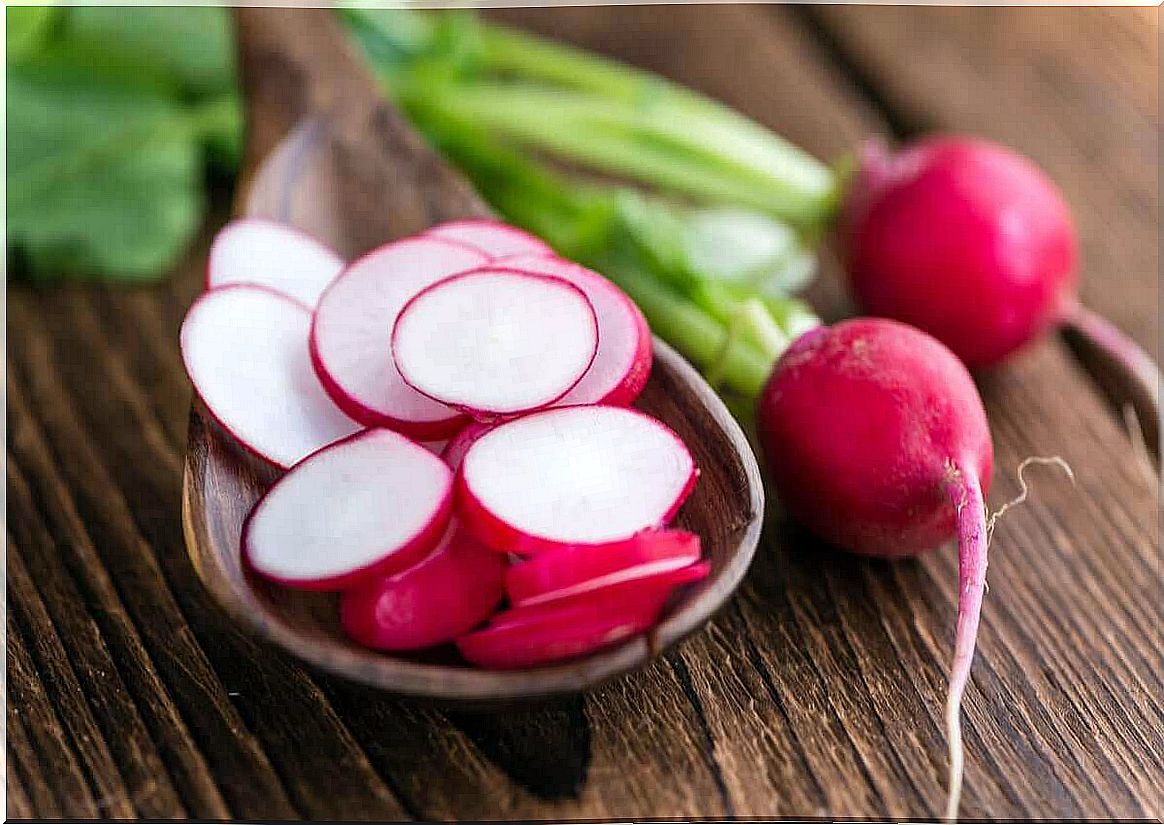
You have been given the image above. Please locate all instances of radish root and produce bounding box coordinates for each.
[944,455,1075,822]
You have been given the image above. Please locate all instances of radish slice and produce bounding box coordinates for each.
[501,255,653,406]
[310,237,488,439]
[243,429,453,591]
[392,269,599,417]
[456,595,662,670]
[501,561,711,619]
[440,422,493,471]
[339,523,506,651]
[506,530,702,607]
[457,406,698,554]
[425,219,554,259]
[206,219,344,308]
[180,285,360,468]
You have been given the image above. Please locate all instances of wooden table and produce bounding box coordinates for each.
[7,6,1160,820]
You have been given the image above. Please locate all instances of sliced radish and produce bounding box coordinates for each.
[243,429,453,591]
[418,438,449,457]
[180,285,360,468]
[206,219,344,308]
[440,422,493,471]
[500,560,711,619]
[339,522,506,651]
[310,237,488,439]
[392,269,599,417]
[425,219,554,259]
[501,255,653,406]
[506,530,702,607]
[457,406,698,554]
[455,595,662,670]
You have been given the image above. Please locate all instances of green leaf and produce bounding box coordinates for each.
[7,65,203,281]
[6,7,60,64]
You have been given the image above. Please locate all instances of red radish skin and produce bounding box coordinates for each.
[506,529,702,606]
[206,219,345,308]
[392,268,599,417]
[310,237,488,440]
[456,406,698,555]
[425,219,554,259]
[339,524,506,651]
[757,318,993,820]
[243,429,453,591]
[502,561,711,617]
[499,254,653,406]
[180,284,360,468]
[440,422,493,471]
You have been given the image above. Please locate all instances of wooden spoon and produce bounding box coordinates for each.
[181,7,763,702]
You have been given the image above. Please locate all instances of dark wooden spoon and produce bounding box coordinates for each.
[181,7,763,702]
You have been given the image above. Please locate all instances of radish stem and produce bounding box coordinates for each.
[943,462,989,822]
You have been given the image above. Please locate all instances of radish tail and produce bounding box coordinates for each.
[1061,304,1161,458]
[943,463,989,822]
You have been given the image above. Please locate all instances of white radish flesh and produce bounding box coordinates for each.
[426,219,553,259]
[457,406,698,554]
[501,254,652,406]
[180,285,359,468]
[206,219,344,308]
[243,429,453,591]
[310,237,488,439]
[392,269,599,417]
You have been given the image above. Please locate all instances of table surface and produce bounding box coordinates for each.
[6,6,1161,820]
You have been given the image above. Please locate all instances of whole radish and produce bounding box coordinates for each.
[757,317,993,820]
[842,137,1159,418]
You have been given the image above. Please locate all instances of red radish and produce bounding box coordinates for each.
[243,429,453,591]
[339,523,506,651]
[425,218,554,259]
[500,561,711,619]
[310,237,488,440]
[206,219,344,308]
[457,405,698,555]
[456,595,663,670]
[392,268,599,417]
[440,421,493,470]
[180,284,359,468]
[506,529,702,607]
[756,317,992,820]
[501,254,653,406]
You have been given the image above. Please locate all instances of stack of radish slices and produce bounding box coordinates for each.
[183,218,708,669]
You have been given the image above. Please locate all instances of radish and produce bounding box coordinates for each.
[425,218,554,259]
[243,429,453,591]
[391,268,599,417]
[339,523,506,651]
[455,594,664,670]
[440,421,493,471]
[180,284,360,468]
[501,560,711,618]
[310,237,488,439]
[206,219,345,309]
[843,135,1157,403]
[506,529,702,607]
[500,254,653,406]
[457,405,698,555]
[757,317,993,820]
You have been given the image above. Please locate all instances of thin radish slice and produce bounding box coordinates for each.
[310,237,488,439]
[501,561,711,619]
[457,406,698,554]
[506,530,701,607]
[425,219,554,259]
[501,254,652,406]
[206,219,344,308]
[456,595,664,670]
[180,285,359,468]
[440,422,493,471]
[243,429,453,591]
[339,522,506,651]
[392,269,599,417]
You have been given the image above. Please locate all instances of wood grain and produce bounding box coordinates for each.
[6,5,1160,819]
